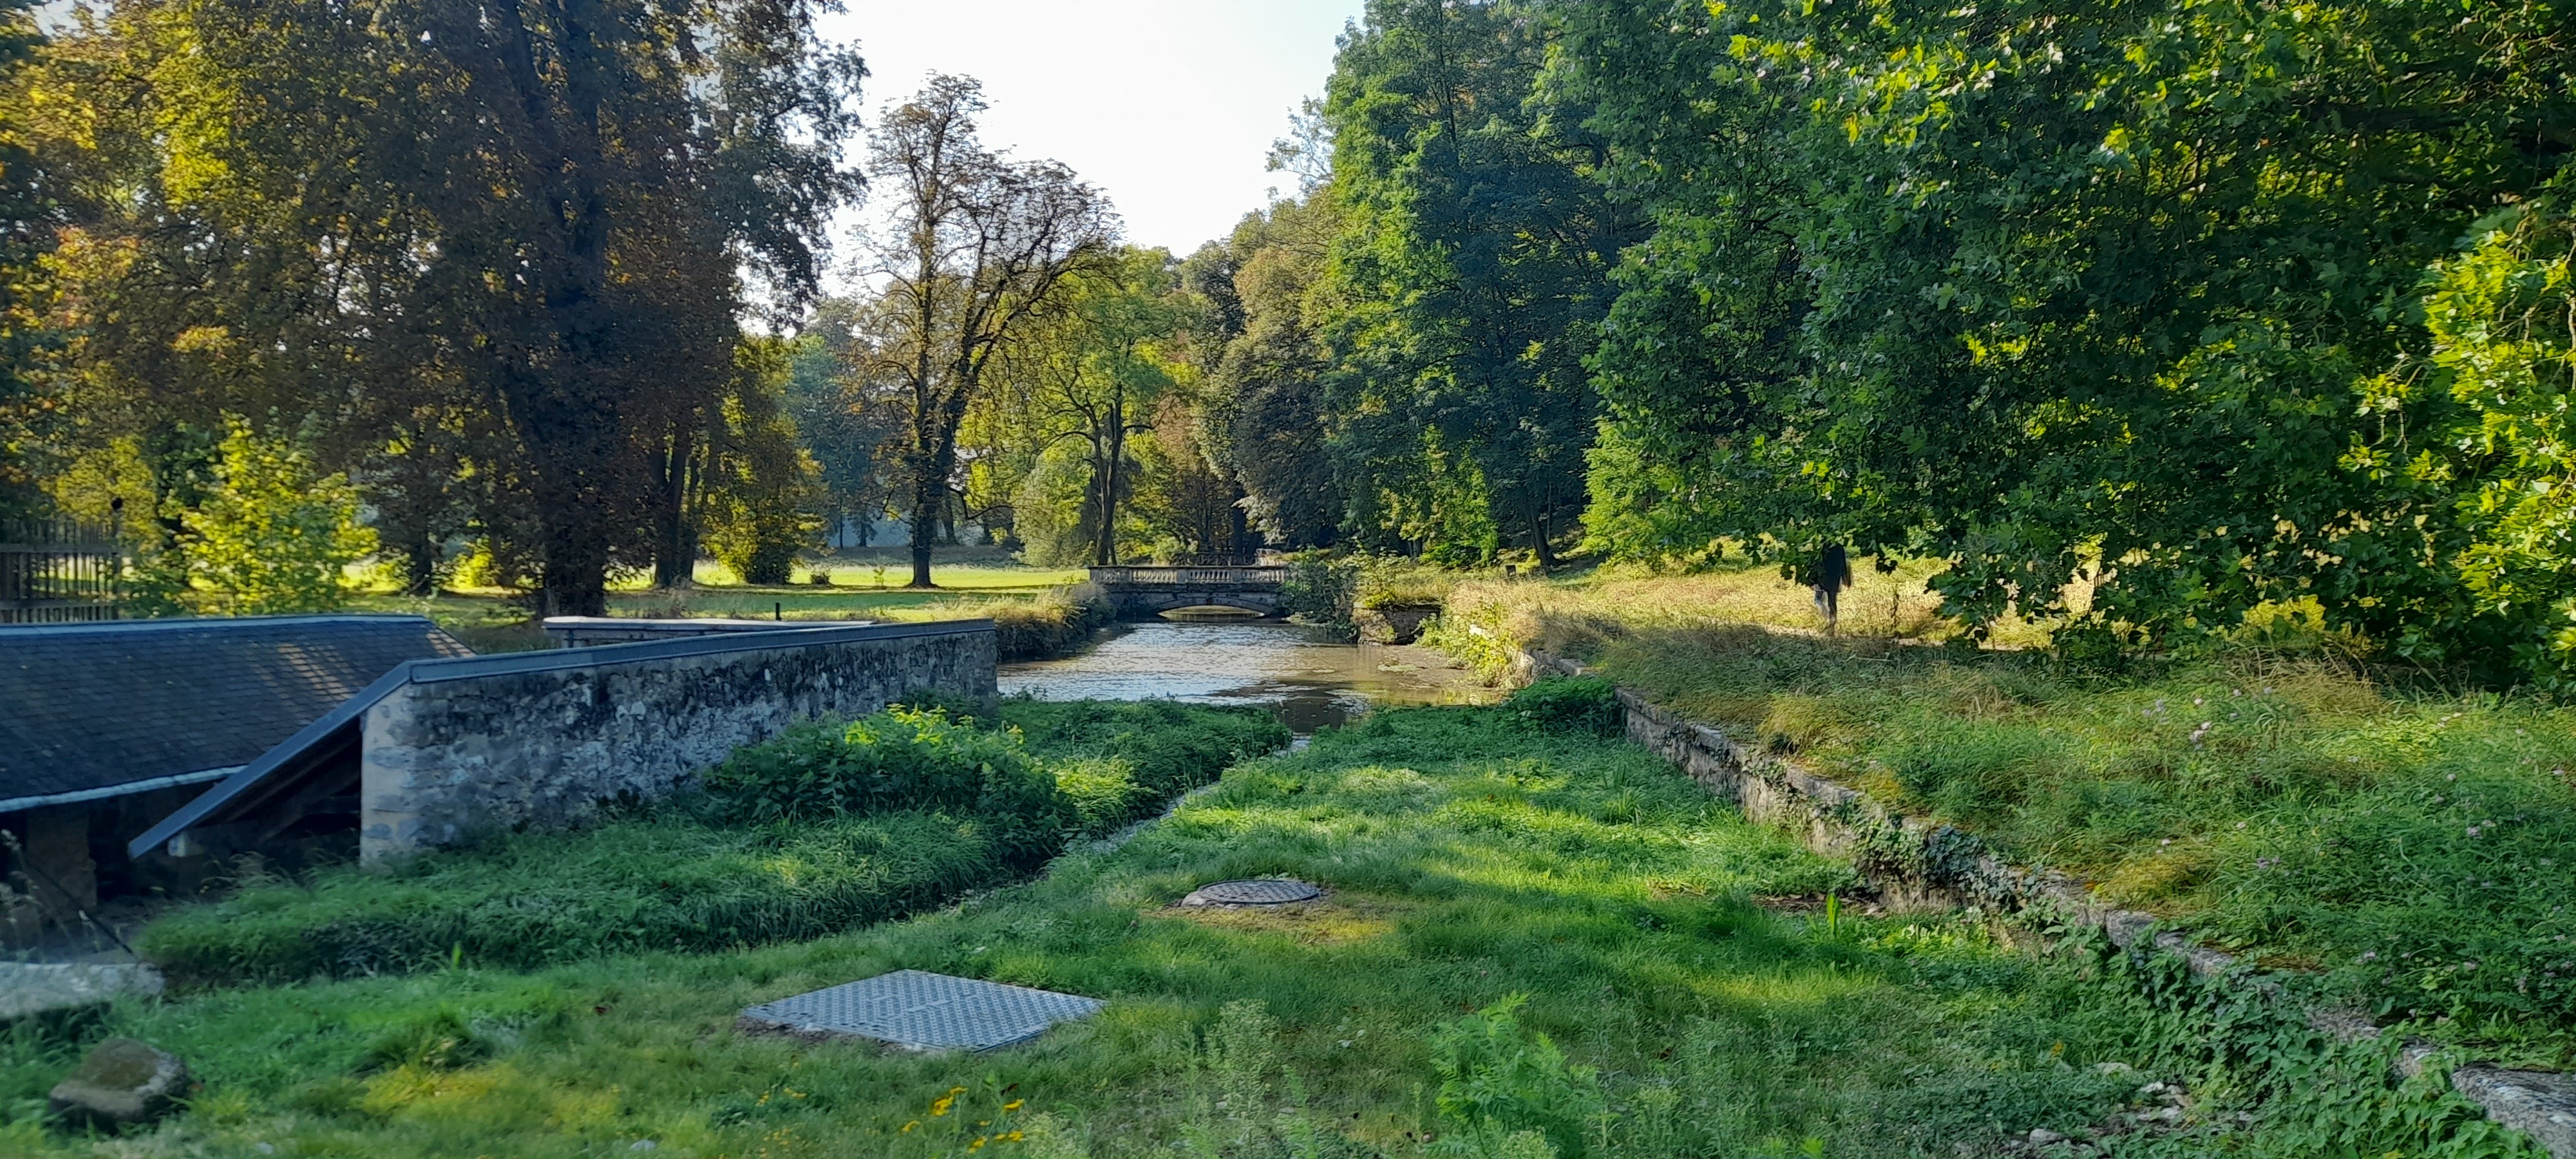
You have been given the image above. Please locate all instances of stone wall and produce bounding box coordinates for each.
[359,621,995,859]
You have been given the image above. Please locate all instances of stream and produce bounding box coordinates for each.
[997,617,1501,732]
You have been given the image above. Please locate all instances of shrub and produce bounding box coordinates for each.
[142,811,998,983]
[701,706,1074,866]
[140,701,1273,985]
[182,418,376,614]
[1004,699,1289,832]
[1506,677,1622,738]
[1279,553,1360,634]
[1428,994,1606,1159]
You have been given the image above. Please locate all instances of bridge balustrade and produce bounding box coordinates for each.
[1088,566,1289,587]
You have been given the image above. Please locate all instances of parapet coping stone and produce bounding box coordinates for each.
[1516,646,2576,1158]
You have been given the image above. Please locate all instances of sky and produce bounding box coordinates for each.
[822,1,1364,261]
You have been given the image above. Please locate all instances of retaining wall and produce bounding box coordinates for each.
[360,621,995,859]
[1515,648,2576,1155]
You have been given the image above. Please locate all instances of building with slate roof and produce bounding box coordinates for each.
[0,616,469,944]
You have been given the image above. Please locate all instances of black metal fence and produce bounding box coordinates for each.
[0,518,123,624]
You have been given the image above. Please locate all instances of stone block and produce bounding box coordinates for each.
[49,1037,188,1127]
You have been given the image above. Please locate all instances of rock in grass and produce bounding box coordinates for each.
[50,1037,189,1127]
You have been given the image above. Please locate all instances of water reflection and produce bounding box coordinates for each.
[996,616,1501,732]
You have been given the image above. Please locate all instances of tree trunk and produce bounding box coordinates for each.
[1530,502,1558,570]
[538,514,611,616]
[402,532,440,597]
[907,473,939,587]
[1093,424,1123,567]
[652,424,695,588]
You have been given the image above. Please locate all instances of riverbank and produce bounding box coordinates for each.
[1437,565,2576,1068]
[6,697,2531,1158]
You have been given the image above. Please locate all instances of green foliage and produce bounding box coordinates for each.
[28,703,2523,1156]
[16,0,862,613]
[0,0,55,518]
[1538,0,2575,668]
[989,247,1188,568]
[1492,599,2576,1062]
[1197,198,1344,550]
[2412,198,2576,688]
[1318,0,1631,566]
[2071,933,2550,1158]
[140,810,1000,984]
[181,417,374,615]
[701,706,1074,865]
[699,340,825,587]
[976,582,1117,661]
[1428,995,1605,1159]
[1002,698,1288,832]
[139,701,1271,986]
[1504,677,1621,739]
[1276,552,1359,632]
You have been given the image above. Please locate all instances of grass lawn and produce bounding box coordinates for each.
[348,554,1088,652]
[4,705,2525,1158]
[1439,563,2576,1066]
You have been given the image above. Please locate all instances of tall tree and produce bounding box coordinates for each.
[1201,198,1343,548]
[1321,0,1636,566]
[859,75,1113,588]
[0,0,53,518]
[1001,247,1183,566]
[786,298,899,549]
[1553,0,2573,657]
[19,0,862,613]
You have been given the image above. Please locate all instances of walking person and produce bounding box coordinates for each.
[1812,543,1853,634]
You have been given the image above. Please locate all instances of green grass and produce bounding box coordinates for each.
[348,556,1095,654]
[137,701,1284,988]
[1444,569,2576,1066]
[7,704,2534,1157]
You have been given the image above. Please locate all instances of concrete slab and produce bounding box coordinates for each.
[0,963,164,1021]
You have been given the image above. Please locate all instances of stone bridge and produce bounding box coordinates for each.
[1088,566,1290,617]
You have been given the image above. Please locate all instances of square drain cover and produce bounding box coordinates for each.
[738,970,1103,1051]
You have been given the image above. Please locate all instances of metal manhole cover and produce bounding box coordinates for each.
[737,970,1102,1052]
[1179,878,1324,907]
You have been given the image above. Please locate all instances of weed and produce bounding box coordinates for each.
[141,701,1273,985]
[8,706,2543,1156]
[1444,572,2576,1061]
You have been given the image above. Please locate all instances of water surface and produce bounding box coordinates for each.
[998,617,1499,731]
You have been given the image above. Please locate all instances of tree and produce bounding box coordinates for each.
[1550,0,2573,656]
[786,299,899,549]
[17,0,863,614]
[0,0,55,519]
[2408,196,2576,686]
[1320,0,1636,566]
[1201,198,1343,548]
[182,417,375,615]
[1003,247,1184,566]
[859,75,1114,588]
[697,339,821,585]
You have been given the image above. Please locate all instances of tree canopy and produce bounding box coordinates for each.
[8,0,2576,684]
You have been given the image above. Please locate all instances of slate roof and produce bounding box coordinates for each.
[0,615,471,809]
[131,619,994,857]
